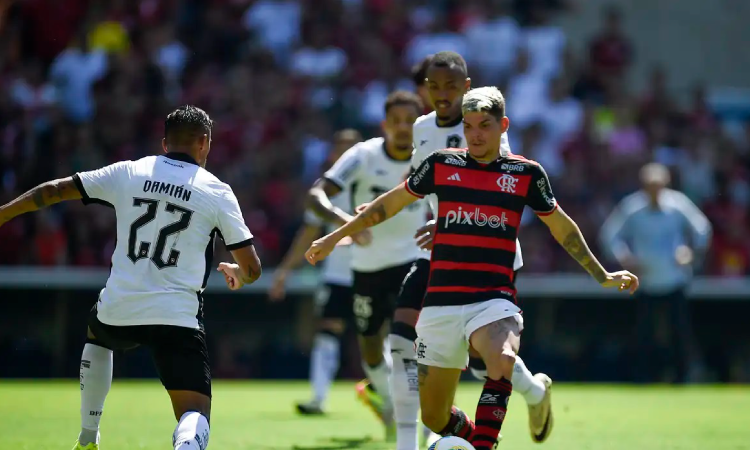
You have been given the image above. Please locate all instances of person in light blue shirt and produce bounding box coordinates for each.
[600,163,712,383]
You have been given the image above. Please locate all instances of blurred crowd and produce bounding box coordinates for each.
[1,0,749,276]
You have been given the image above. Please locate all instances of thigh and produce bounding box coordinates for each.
[148,325,212,406]
[87,305,141,351]
[415,306,469,369]
[469,314,523,359]
[418,363,462,415]
[320,283,354,322]
[396,259,430,312]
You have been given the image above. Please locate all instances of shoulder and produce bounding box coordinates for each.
[346,137,382,158]
[499,154,544,174]
[424,148,469,166]
[618,191,649,215]
[412,112,437,137]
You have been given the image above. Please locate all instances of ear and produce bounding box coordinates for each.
[465,77,472,91]
[162,138,168,153]
[380,119,387,135]
[500,117,510,134]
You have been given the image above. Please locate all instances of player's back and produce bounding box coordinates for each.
[74,152,253,329]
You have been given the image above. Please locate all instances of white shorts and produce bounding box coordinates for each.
[415,299,524,369]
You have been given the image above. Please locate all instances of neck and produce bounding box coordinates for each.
[436,111,463,128]
[385,141,411,161]
[470,144,501,163]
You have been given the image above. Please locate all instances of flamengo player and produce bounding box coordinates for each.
[0,106,261,450]
[308,91,428,441]
[390,51,550,450]
[268,129,363,414]
[305,87,638,450]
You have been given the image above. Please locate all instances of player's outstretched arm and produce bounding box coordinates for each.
[0,177,82,226]
[307,179,352,226]
[537,207,639,294]
[305,184,418,265]
[218,245,262,291]
[268,222,322,300]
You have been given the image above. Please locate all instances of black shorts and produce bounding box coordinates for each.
[396,258,431,311]
[353,262,415,336]
[317,282,354,320]
[87,305,211,398]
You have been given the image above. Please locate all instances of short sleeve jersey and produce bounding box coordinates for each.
[404,150,557,307]
[73,152,254,329]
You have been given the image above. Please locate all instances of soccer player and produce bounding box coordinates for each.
[412,54,433,114]
[307,90,428,441]
[268,129,363,414]
[387,51,550,450]
[305,87,639,450]
[0,105,261,450]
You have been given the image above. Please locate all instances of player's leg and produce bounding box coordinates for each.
[415,305,475,439]
[149,325,212,450]
[389,260,430,450]
[298,284,351,414]
[74,306,132,450]
[467,308,523,450]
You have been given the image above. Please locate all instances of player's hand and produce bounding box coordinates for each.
[675,245,693,266]
[306,236,338,265]
[351,229,372,246]
[217,262,244,291]
[414,220,436,250]
[268,270,288,301]
[601,270,639,294]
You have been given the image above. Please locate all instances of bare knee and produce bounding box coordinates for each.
[169,390,211,422]
[485,347,516,381]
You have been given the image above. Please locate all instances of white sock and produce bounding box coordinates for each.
[173,411,210,450]
[512,355,546,405]
[362,358,392,409]
[389,334,420,450]
[79,343,113,446]
[423,425,440,447]
[310,333,340,406]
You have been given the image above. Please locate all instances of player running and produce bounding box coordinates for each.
[305,87,639,450]
[307,91,428,441]
[384,51,552,450]
[0,105,261,450]
[268,129,363,415]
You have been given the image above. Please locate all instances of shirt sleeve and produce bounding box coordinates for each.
[526,163,558,215]
[674,191,712,252]
[73,161,131,207]
[216,186,254,251]
[323,145,364,190]
[405,152,437,198]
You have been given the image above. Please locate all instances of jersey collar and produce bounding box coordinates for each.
[164,152,199,166]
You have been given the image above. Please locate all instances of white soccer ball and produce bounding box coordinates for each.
[427,436,477,450]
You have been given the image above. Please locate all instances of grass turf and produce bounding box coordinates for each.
[0,380,747,449]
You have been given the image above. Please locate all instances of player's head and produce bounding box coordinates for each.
[412,54,433,111]
[331,128,362,161]
[426,51,470,122]
[382,90,423,151]
[639,162,670,201]
[163,105,213,168]
[462,87,509,161]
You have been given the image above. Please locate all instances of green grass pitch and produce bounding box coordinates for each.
[0,381,747,449]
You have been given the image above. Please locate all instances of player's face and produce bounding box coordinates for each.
[417,85,432,112]
[426,66,470,120]
[463,112,509,161]
[382,104,420,150]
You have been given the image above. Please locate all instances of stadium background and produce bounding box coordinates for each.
[1,0,750,386]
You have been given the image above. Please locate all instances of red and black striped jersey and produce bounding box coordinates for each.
[404,148,558,307]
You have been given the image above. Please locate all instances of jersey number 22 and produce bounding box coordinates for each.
[128,197,193,268]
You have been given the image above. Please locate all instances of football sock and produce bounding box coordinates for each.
[511,355,546,405]
[173,411,210,450]
[389,328,420,450]
[362,358,393,410]
[468,357,488,380]
[472,377,512,450]
[79,342,113,446]
[439,406,475,440]
[310,331,340,406]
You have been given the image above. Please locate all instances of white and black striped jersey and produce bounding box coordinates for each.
[73,152,254,329]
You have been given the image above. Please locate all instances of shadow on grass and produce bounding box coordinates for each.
[291,435,389,450]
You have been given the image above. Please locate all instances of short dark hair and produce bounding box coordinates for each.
[164,105,213,146]
[412,54,433,86]
[384,90,423,116]
[428,51,468,77]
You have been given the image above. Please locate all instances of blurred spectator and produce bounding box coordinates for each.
[462,0,520,85]
[243,0,302,64]
[599,163,712,383]
[404,13,469,68]
[536,76,583,176]
[520,2,566,79]
[588,5,633,84]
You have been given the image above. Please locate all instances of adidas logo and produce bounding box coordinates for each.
[447,173,462,181]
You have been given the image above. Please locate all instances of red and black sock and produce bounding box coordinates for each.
[471,377,512,450]
[438,406,475,440]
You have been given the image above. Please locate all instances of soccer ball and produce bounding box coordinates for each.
[427,436,476,450]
